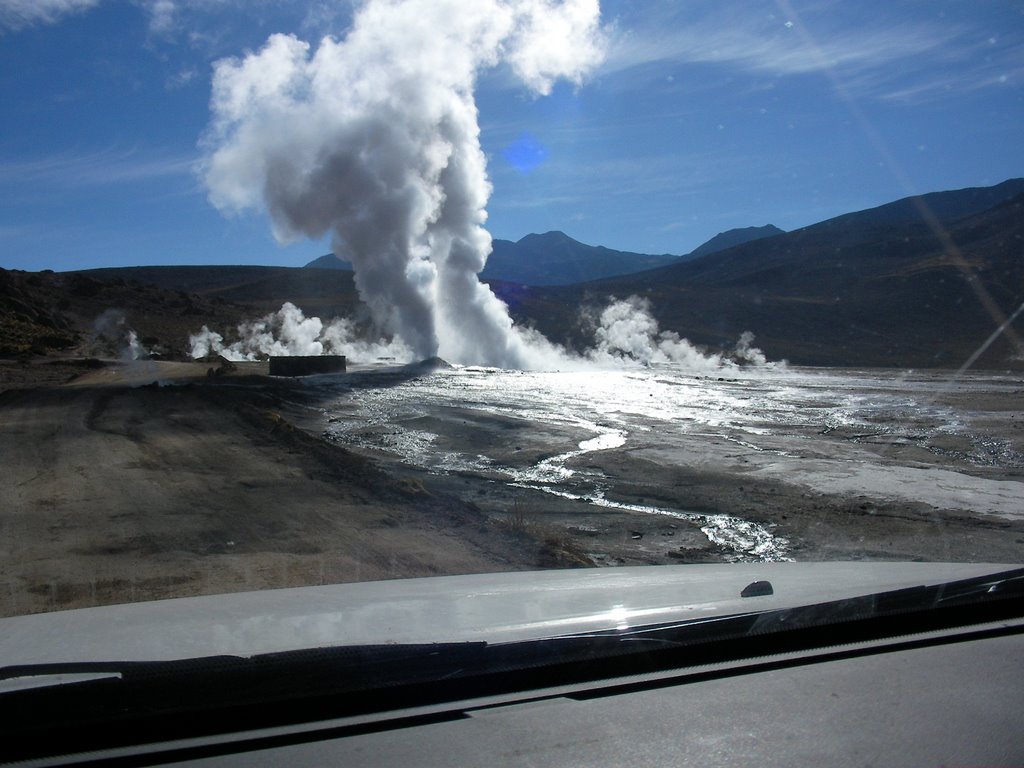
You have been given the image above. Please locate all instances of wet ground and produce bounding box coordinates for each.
[4,359,1023,617]
[309,363,1024,565]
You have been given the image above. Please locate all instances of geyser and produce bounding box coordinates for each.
[200,0,605,369]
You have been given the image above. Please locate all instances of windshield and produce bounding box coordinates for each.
[1,0,1022,644]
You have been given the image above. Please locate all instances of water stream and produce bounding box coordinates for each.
[317,364,1023,561]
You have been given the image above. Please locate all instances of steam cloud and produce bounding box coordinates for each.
[190,301,413,362]
[200,0,604,369]
[93,309,147,361]
[190,296,781,372]
[586,296,782,370]
[198,1,779,373]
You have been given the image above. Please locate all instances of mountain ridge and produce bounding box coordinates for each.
[8,177,1021,368]
[684,225,785,261]
[504,182,1024,367]
[301,225,789,286]
[480,230,677,286]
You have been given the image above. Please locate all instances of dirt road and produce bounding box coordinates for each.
[0,362,557,617]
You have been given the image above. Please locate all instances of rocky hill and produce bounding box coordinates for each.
[504,186,1024,367]
[4,179,1022,370]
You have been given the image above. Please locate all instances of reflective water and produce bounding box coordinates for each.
[315,364,1024,562]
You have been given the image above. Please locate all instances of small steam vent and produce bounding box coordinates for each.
[268,355,347,377]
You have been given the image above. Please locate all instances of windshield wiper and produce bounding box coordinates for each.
[4,567,1024,763]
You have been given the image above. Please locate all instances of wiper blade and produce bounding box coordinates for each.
[4,567,1024,763]
[1,642,491,697]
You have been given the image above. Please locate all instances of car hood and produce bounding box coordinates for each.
[0,562,1014,667]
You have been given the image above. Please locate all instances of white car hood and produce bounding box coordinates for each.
[0,562,1014,668]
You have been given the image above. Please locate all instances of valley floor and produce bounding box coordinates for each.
[2,358,1022,617]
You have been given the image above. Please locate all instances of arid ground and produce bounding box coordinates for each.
[2,358,1023,617]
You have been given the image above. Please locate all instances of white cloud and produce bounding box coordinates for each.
[300,0,358,36]
[595,2,993,104]
[0,147,196,187]
[146,0,176,34]
[0,0,99,30]
[602,10,959,80]
[138,0,240,39]
[877,53,1024,104]
[166,66,199,89]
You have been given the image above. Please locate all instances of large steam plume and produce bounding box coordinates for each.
[200,0,604,369]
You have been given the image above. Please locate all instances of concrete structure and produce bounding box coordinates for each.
[268,355,347,376]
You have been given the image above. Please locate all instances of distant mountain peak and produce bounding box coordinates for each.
[483,232,678,286]
[519,230,574,243]
[685,225,785,261]
[303,253,351,270]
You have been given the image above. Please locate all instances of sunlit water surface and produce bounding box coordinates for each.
[313,364,1023,562]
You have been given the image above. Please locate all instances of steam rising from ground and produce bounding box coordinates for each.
[201,0,603,369]
[587,296,722,367]
[189,302,413,362]
[92,309,147,361]
[198,1,778,373]
[586,296,780,370]
[190,296,780,372]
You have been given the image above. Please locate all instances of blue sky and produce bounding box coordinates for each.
[1,0,1022,272]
